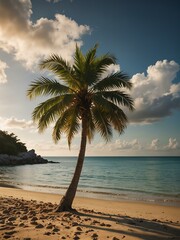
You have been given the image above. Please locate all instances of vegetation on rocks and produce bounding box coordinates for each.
[0,130,27,155]
[0,131,51,166]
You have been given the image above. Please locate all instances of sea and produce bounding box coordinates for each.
[0,156,180,206]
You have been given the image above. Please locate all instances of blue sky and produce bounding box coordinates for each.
[0,0,180,156]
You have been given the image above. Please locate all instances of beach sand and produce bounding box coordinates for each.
[0,187,180,240]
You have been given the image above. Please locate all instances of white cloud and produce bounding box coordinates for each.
[86,137,179,155]
[0,0,90,70]
[149,138,159,150]
[0,60,8,84]
[109,139,142,151]
[164,138,178,150]
[169,83,180,98]
[0,117,36,130]
[128,60,180,123]
[147,137,179,152]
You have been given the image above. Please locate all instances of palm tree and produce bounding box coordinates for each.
[27,44,134,212]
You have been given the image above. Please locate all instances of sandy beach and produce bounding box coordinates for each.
[0,187,179,240]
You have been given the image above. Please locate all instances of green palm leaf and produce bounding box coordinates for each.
[27,77,71,99]
[92,72,132,91]
[32,94,74,123]
[39,54,80,90]
[32,96,63,121]
[100,91,134,111]
[52,109,71,143]
[92,106,112,141]
[95,54,116,78]
[66,106,80,147]
[86,110,95,143]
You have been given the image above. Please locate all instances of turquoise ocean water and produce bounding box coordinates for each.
[0,156,180,206]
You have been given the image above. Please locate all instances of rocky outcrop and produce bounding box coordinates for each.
[0,149,49,166]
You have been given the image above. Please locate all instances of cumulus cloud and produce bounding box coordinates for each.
[109,139,142,151]
[164,138,179,150]
[147,138,179,152]
[0,0,90,70]
[0,117,36,130]
[128,60,180,123]
[149,138,159,150]
[88,138,179,155]
[0,60,8,84]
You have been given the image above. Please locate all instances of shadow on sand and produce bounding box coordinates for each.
[74,208,180,240]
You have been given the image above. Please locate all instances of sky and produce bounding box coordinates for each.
[0,0,180,156]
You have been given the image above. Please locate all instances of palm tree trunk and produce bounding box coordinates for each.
[56,117,87,212]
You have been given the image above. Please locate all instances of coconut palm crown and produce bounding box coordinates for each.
[27,44,134,211]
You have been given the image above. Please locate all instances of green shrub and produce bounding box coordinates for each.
[0,131,27,155]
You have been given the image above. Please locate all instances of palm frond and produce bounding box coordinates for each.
[66,106,80,147]
[40,54,70,72]
[92,72,132,91]
[52,109,71,143]
[106,103,128,133]
[92,95,129,133]
[73,45,85,78]
[95,54,116,77]
[32,94,74,122]
[32,96,63,121]
[84,53,116,87]
[92,94,112,112]
[99,91,134,111]
[83,44,98,87]
[39,54,79,90]
[27,77,71,99]
[53,104,80,147]
[37,106,58,133]
[92,107,112,142]
[86,110,95,143]
[85,44,98,66]
[33,95,74,133]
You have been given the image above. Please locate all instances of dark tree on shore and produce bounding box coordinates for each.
[27,44,134,211]
[0,130,27,155]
